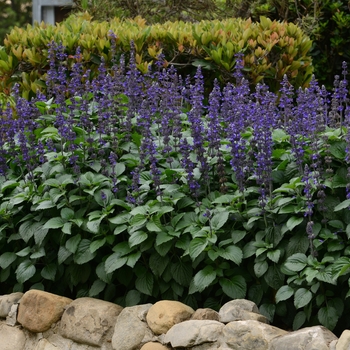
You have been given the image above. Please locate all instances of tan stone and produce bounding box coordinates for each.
[140,342,170,350]
[0,323,26,350]
[60,297,123,347]
[337,330,350,350]
[191,308,220,321]
[17,289,73,333]
[146,300,194,335]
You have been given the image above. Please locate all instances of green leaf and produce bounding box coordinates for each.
[125,289,141,306]
[126,251,142,268]
[210,212,229,230]
[155,232,173,246]
[96,262,113,284]
[61,208,75,220]
[16,260,36,284]
[293,311,306,330]
[294,288,312,309]
[88,279,106,297]
[171,261,193,286]
[146,219,163,232]
[109,213,131,225]
[135,271,154,296]
[105,252,127,273]
[275,285,294,303]
[90,238,106,253]
[334,199,350,211]
[318,306,338,331]
[130,214,147,227]
[35,200,56,210]
[267,249,281,263]
[218,245,243,265]
[58,246,71,264]
[286,216,303,231]
[41,263,57,281]
[259,303,276,323]
[231,230,246,244]
[189,238,208,260]
[129,231,148,247]
[114,224,127,235]
[16,247,31,257]
[74,239,96,264]
[254,261,268,278]
[189,265,216,294]
[43,217,65,229]
[220,276,247,299]
[62,222,72,235]
[149,253,169,277]
[66,235,82,254]
[284,253,308,272]
[19,221,48,244]
[0,252,17,269]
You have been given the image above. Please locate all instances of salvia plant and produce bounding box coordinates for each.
[0,36,350,334]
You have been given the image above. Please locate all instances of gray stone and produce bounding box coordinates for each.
[336,330,350,350]
[6,303,18,326]
[0,322,26,350]
[60,297,123,347]
[269,326,338,350]
[219,299,264,323]
[164,319,224,348]
[111,304,154,350]
[222,320,287,350]
[0,292,23,318]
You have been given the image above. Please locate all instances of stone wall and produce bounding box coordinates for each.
[0,289,349,350]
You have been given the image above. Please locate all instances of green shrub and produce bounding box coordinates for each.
[0,12,313,102]
[0,42,350,333]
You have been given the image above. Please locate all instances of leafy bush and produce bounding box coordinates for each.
[0,40,350,334]
[0,13,313,102]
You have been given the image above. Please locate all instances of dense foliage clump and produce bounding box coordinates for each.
[0,38,350,334]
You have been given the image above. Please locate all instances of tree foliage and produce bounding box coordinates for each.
[0,0,32,45]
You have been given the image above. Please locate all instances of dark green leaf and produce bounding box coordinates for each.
[66,234,82,254]
[129,231,148,247]
[218,245,243,265]
[254,261,268,278]
[16,260,36,284]
[0,252,17,269]
[284,253,308,272]
[126,251,142,268]
[171,261,193,286]
[275,285,294,303]
[286,216,304,231]
[293,311,306,330]
[220,276,247,299]
[43,217,65,229]
[41,263,57,281]
[105,252,127,273]
[135,271,154,296]
[189,238,208,260]
[318,306,338,331]
[294,288,312,309]
[189,265,216,294]
[90,238,106,253]
[125,289,141,306]
[210,212,229,230]
[74,239,97,264]
[89,279,106,297]
[259,303,275,323]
